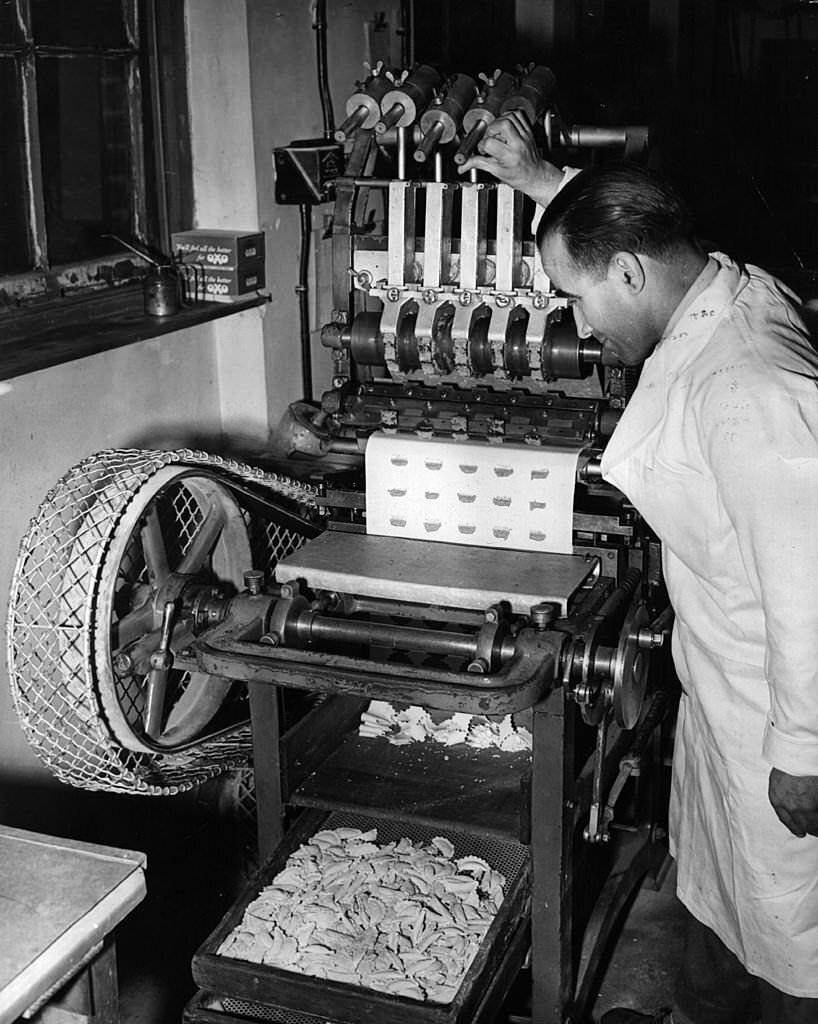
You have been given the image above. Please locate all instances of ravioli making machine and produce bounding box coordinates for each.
[6,64,669,1024]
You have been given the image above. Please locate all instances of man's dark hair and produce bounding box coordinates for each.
[535,162,697,278]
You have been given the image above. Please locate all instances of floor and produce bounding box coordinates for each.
[592,855,684,1019]
[109,800,686,1024]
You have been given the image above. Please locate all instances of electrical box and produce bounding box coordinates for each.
[273,139,344,205]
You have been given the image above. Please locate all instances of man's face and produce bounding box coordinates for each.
[539,231,656,367]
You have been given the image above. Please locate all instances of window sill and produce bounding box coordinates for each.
[0,283,268,382]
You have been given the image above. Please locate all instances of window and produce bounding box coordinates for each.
[0,0,191,302]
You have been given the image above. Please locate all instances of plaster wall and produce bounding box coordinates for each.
[246,0,403,420]
[0,0,403,814]
[0,328,224,797]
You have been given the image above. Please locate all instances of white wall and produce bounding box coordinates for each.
[0,329,224,790]
[246,0,404,417]
[0,0,403,808]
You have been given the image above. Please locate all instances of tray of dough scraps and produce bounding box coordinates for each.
[193,809,530,1024]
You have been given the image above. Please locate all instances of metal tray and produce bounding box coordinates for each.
[193,810,530,1024]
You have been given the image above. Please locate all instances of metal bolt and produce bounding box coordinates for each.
[244,570,265,595]
[495,293,510,308]
[532,292,548,310]
[113,652,133,674]
[637,628,666,649]
[459,290,473,306]
[386,287,401,302]
[530,602,557,630]
[422,289,437,304]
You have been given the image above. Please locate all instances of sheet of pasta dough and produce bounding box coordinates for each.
[365,432,580,554]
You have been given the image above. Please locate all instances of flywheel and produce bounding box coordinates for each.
[6,448,319,795]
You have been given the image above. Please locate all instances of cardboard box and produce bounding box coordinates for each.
[171,229,265,270]
[200,261,266,302]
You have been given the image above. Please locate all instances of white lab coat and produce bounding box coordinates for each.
[601,252,818,996]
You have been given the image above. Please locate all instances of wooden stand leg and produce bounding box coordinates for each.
[247,681,283,863]
[34,934,119,1024]
[88,937,118,1023]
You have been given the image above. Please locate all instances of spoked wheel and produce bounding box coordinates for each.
[95,467,252,753]
[7,448,318,794]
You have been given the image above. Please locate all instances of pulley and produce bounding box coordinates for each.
[7,448,318,794]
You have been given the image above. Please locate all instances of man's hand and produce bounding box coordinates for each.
[768,768,818,837]
[457,110,563,206]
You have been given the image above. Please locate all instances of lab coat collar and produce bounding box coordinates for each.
[601,253,745,476]
[651,252,744,380]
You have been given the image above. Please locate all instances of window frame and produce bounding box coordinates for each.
[0,0,192,307]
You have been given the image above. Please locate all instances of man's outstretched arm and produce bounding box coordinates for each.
[457,109,565,206]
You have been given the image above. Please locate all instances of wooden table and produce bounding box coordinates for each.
[0,827,146,1024]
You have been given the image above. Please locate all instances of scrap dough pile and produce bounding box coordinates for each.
[218,826,506,1002]
[358,700,532,752]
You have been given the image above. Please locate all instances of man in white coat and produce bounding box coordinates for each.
[461,130,818,1024]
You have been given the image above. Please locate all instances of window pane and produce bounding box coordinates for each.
[31,0,128,48]
[0,0,23,42]
[0,55,31,276]
[37,55,134,264]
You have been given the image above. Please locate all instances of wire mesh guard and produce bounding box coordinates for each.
[6,448,317,795]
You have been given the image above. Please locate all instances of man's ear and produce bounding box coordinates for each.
[609,251,645,294]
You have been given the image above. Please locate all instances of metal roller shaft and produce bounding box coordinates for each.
[335,103,371,141]
[377,100,407,134]
[327,310,603,380]
[288,610,518,666]
[414,120,445,163]
[413,73,477,163]
[455,70,516,165]
[454,121,488,165]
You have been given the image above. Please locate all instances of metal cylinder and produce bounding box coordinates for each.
[541,321,602,379]
[414,72,477,162]
[348,311,385,365]
[454,121,488,166]
[287,610,518,668]
[414,119,445,163]
[335,104,371,141]
[335,70,395,141]
[566,124,649,153]
[500,65,557,125]
[455,70,516,164]
[463,71,516,133]
[376,64,443,134]
[144,266,181,317]
[342,309,603,382]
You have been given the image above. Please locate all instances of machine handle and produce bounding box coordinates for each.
[145,600,177,739]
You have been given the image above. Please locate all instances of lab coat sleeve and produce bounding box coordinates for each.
[530,166,583,234]
[701,371,818,775]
